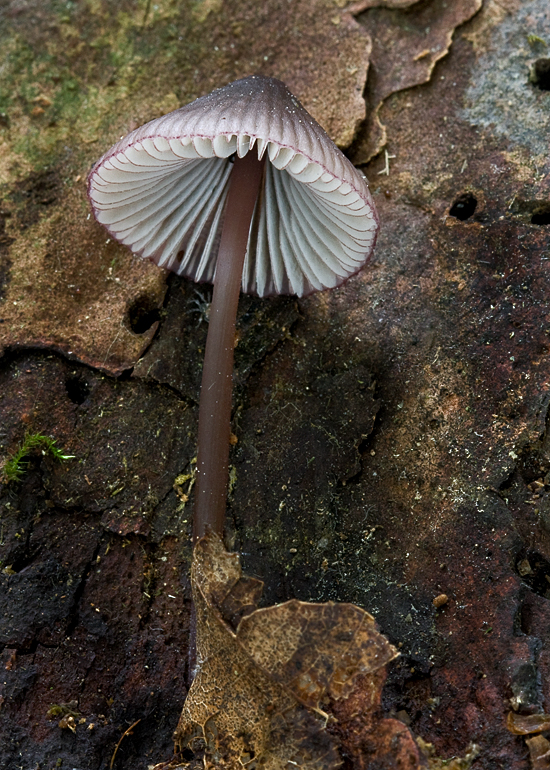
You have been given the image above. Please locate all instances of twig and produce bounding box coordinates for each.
[377,148,396,176]
[110,719,141,769]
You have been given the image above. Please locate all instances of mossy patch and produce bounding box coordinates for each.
[0,0,195,179]
[2,432,74,484]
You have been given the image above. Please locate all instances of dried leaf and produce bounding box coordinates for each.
[352,0,482,163]
[237,600,396,708]
[507,711,550,735]
[173,533,398,769]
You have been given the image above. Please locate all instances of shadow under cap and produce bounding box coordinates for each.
[88,75,379,298]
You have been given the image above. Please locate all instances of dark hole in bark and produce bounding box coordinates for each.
[519,596,534,635]
[65,375,90,405]
[530,58,550,91]
[531,204,550,226]
[509,198,550,225]
[449,192,477,221]
[127,295,161,334]
[497,468,516,491]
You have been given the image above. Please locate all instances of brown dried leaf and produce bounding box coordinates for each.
[174,533,398,769]
[352,0,483,163]
[237,600,396,708]
[507,711,550,735]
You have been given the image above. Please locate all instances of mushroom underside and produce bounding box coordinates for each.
[89,137,378,297]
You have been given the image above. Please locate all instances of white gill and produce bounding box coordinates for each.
[89,135,377,297]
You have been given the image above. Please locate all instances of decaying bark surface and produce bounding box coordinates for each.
[1,0,550,767]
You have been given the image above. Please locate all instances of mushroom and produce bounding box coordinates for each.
[88,75,379,544]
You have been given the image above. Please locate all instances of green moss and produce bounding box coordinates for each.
[3,433,75,484]
[527,33,547,47]
[0,0,196,175]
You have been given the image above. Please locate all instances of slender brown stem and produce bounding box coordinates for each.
[193,151,265,543]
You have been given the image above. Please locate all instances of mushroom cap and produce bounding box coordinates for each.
[88,75,379,298]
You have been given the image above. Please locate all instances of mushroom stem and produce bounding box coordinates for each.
[193,151,265,543]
